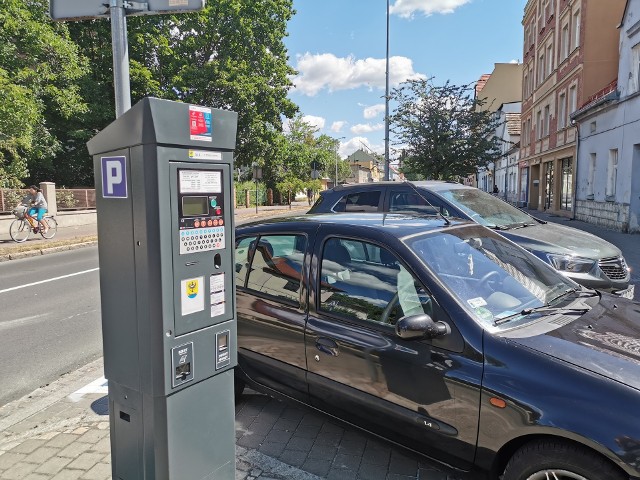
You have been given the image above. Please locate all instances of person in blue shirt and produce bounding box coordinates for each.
[25,185,49,233]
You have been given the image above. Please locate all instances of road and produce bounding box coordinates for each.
[0,247,101,406]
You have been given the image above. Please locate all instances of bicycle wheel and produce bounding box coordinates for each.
[10,219,31,243]
[40,216,58,239]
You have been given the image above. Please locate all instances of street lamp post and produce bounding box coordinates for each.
[384,0,390,181]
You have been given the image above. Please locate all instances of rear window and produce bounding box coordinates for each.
[333,191,381,212]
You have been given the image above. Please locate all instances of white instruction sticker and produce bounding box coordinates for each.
[181,276,205,316]
[179,170,221,193]
[210,273,225,317]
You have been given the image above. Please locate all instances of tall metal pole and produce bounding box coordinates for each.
[110,0,132,118]
[384,0,390,181]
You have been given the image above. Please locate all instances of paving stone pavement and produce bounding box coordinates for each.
[0,358,479,480]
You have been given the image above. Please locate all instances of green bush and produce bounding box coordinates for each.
[56,188,78,209]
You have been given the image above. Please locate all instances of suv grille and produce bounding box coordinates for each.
[599,257,629,280]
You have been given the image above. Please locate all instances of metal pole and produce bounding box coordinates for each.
[255,180,258,214]
[384,0,390,181]
[110,0,131,118]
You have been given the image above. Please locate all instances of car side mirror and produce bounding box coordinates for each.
[395,314,451,340]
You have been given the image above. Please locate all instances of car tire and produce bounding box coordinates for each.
[502,440,624,480]
[234,374,245,403]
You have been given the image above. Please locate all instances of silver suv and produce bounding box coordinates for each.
[309,181,633,298]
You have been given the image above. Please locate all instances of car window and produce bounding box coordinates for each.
[333,191,381,212]
[406,226,576,330]
[245,234,307,304]
[389,190,441,215]
[437,188,534,227]
[235,236,256,287]
[319,237,432,325]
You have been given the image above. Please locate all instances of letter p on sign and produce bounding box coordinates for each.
[101,156,127,198]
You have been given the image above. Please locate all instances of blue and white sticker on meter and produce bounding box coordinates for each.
[101,156,127,198]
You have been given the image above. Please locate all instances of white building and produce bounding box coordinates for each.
[493,103,522,204]
[572,0,640,232]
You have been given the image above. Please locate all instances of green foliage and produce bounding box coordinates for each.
[56,188,78,209]
[0,0,88,187]
[391,78,503,180]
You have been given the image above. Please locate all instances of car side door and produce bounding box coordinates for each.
[235,224,316,401]
[305,225,482,469]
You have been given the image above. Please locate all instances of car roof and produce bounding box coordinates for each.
[324,180,469,194]
[237,213,472,239]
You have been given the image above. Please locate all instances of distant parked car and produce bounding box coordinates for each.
[309,181,633,298]
[235,213,640,480]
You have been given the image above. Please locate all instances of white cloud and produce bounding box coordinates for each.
[292,53,426,96]
[351,123,384,135]
[301,115,326,130]
[331,121,347,133]
[363,104,386,119]
[390,0,471,18]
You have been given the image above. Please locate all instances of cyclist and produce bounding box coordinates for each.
[24,185,49,234]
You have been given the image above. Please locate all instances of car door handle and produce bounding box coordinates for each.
[315,337,339,357]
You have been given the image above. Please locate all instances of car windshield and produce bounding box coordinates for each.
[436,188,535,228]
[404,226,579,331]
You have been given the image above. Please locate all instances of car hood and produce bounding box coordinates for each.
[500,222,621,260]
[508,295,640,390]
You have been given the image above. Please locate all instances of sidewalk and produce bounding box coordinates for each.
[0,357,469,480]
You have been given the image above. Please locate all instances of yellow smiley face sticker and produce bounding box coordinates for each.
[186,279,199,299]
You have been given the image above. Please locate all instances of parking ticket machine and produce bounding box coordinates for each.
[87,98,238,480]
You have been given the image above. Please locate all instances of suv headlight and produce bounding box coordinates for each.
[546,254,596,273]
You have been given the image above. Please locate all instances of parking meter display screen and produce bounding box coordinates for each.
[177,168,226,255]
[182,196,208,216]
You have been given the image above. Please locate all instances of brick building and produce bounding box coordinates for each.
[520,0,625,215]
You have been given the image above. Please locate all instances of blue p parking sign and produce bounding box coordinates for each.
[101,156,127,198]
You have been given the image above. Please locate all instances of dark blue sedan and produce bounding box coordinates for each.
[234,213,640,480]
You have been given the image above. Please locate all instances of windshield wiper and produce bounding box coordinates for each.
[494,305,590,325]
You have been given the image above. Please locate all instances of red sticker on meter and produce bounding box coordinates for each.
[189,105,212,142]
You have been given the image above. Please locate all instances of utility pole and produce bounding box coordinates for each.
[384,0,390,181]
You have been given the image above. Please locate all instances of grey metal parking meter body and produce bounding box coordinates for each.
[87,97,238,479]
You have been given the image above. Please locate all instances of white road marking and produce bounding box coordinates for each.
[68,376,108,402]
[0,268,99,295]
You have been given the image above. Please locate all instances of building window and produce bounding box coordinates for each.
[606,149,618,197]
[543,105,550,136]
[537,110,543,139]
[568,85,577,125]
[631,42,640,93]
[539,53,546,84]
[523,71,529,98]
[572,10,581,50]
[588,153,596,198]
[558,92,566,129]
[561,24,569,60]
[560,158,573,211]
[547,44,554,75]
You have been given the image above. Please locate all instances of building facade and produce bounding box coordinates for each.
[520,0,625,216]
[474,64,523,193]
[571,0,640,232]
[344,149,382,183]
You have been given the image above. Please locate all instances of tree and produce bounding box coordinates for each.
[61,0,299,185]
[0,0,87,188]
[390,78,502,181]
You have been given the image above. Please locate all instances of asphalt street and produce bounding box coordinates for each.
[0,247,102,406]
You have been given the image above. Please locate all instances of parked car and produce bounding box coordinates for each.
[234,213,640,480]
[308,181,633,298]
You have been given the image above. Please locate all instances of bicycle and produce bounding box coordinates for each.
[9,206,58,243]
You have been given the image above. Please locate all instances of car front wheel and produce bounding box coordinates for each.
[502,440,624,480]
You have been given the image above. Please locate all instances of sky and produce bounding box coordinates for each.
[284,0,529,160]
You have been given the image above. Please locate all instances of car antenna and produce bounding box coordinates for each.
[404,180,451,226]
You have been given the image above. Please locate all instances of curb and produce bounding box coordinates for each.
[0,241,98,263]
